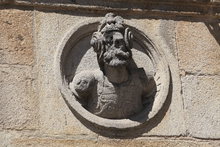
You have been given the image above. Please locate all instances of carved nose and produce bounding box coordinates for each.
[106,23,115,28]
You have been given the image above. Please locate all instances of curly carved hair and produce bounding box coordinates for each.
[90,13,133,70]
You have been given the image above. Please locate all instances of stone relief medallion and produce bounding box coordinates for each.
[56,13,171,135]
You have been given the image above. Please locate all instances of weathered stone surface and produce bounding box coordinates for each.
[127,19,185,136]
[182,75,220,139]
[69,13,149,119]
[0,131,12,147]
[0,130,219,147]
[0,8,34,65]
[35,12,99,136]
[34,11,185,137]
[159,20,177,57]
[0,3,219,146]
[0,130,40,146]
[12,137,220,147]
[176,21,220,75]
[0,65,38,130]
[0,8,37,131]
[35,0,70,4]
[178,20,220,140]
[142,54,185,137]
[1,0,219,21]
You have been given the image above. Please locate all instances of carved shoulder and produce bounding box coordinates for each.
[69,71,96,97]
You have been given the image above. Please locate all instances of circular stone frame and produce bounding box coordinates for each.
[55,19,171,134]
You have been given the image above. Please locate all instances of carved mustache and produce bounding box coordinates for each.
[103,47,130,63]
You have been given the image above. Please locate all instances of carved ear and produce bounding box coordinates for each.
[124,28,133,49]
[90,32,103,53]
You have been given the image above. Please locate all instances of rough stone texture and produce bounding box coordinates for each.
[12,137,220,147]
[177,21,220,139]
[0,65,38,130]
[182,76,220,139]
[176,21,220,76]
[159,20,177,57]
[68,13,157,120]
[0,8,38,131]
[0,130,220,146]
[0,130,40,146]
[0,2,219,146]
[35,11,99,136]
[127,19,185,136]
[0,8,34,66]
[34,11,185,137]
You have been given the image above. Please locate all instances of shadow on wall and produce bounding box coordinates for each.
[205,22,220,46]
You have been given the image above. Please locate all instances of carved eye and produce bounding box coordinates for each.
[110,36,113,41]
[105,36,113,45]
[76,80,81,85]
[115,39,124,48]
[115,40,119,46]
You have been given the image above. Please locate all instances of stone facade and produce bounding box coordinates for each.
[0,0,219,146]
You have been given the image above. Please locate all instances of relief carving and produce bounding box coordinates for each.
[69,13,156,119]
[57,12,171,133]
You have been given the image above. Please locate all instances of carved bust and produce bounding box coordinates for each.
[69,13,155,119]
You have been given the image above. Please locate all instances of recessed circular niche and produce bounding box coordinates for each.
[55,19,171,135]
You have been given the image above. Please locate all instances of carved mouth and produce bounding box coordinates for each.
[103,48,130,66]
[115,52,129,61]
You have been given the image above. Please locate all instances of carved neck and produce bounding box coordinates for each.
[104,65,129,84]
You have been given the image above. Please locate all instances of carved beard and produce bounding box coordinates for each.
[103,46,131,67]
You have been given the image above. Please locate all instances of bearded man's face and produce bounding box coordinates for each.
[103,31,131,67]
